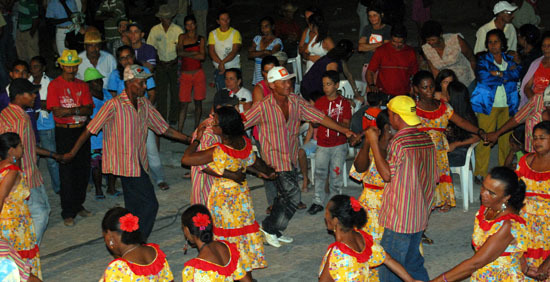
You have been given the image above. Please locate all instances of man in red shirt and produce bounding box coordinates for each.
[366,24,419,97]
[46,50,94,227]
[308,71,352,215]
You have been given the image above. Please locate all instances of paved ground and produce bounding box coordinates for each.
[33,0,550,281]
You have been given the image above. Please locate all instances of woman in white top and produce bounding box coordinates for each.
[301,13,334,73]
[213,68,252,114]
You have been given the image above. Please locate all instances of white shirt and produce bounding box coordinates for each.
[76,50,117,86]
[474,18,517,54]
[230,87,251,113]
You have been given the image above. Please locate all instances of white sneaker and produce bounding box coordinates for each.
[260,228,281,248]
[278,235,294,244]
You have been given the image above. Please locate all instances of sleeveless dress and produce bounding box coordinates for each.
[305,34,329,73]
[319,229,386,281]
[100,243,174,282]
[516,153,550,278]
[471,206,529,281]
[349,149,385,282]
[0,165,41,279]
[416,102,456,208]
[252,35,283,85]
[182,240,246,281]
[207,137,267,272]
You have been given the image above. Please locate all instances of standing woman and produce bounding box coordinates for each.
[413,71,486,211]
[100,207,174,281]
[248,16,283,86]
[0,133,41,279]
[471,29,521,183]
[515,121,550,274]
[177,15,207,132]
[357,4,391,82]
[181,106,276,281]
[431,167,530,281]
[303,13,334,73]
[181,204,249,282]
[320,194,421,282]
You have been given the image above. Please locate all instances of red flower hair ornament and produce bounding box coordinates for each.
[119,213,139,232]
[350,197,362,212]
[192,213,211,231]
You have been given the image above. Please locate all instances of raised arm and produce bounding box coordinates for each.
[366,127,390,181]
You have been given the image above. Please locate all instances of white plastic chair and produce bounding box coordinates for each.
[287,51,303,93]
[450,142,478,211]
[338,80,366,114]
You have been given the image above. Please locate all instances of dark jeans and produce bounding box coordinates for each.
[155,62,179,123]
[56,126,90,219]
[262,171,300,237]
[120,164,159,240]
[378,229,429,281]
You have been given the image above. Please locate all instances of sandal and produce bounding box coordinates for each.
[438,204,452,213]
[297,202,307,210]
[158,182,170,191]
[183,172,191,179]
[95,194,105,200]
[422,232,434,245]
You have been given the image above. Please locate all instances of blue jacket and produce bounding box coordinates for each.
[471,52,521,116]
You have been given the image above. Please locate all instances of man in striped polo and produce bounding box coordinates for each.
[63,65,192,239]
[366,95,437,281]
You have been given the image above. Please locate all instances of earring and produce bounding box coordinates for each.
[501,202,507,211]
[109,240,114,246]
[11,156,16,164]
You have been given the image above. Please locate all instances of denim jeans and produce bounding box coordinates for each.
[378,229,429,282]
[120,164,159,240]
[146,129,165,185]
[28,185,51,246]
[213,69,226,92]
[313,143,347,206]
[262,171,300,237]
[38,129,60,193]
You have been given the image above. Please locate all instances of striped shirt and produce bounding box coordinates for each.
[0,239,31,282]
[244,94,325,172]
[87,91,169,177]
[513,93,544,153]
[379,127,437,234]
[0,104,43,188]
[190,115,220,205]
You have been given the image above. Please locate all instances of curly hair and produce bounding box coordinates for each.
[328,195,367,231]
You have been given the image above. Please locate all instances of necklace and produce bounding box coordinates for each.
[121,245,139,258]
[198,241,210,253]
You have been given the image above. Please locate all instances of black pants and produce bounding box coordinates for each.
[56,126,90,219]
[262,171,300,237]
[120,165,159,240]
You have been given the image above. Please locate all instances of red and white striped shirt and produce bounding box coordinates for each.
[190,115,220,205]
[244,94,325,172]
[87,91,169,177]
[0,104,44,188]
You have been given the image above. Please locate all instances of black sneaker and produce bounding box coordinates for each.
[307,204,324,215]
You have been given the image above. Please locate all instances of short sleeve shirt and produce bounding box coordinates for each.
[135,43,157,66]
[46,76,94,124]
[146,23,183,62]
[207,27,242,45]
[315,95,352,147]
[45,0,77,28]
[360,24,391,63]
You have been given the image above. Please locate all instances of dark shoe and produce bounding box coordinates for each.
[77,209,93,217]
[307,204,324,215]
[422,232,434,245]
[158,182,170,191]
[297,202,307,210]
[63,217,75,227]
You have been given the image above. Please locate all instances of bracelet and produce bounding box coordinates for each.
[477,128,485,136]
[443,272,449,282]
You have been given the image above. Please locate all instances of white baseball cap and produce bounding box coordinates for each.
[267,66,296,83]
[493,1,517,15]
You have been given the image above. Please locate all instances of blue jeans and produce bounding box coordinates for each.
[378,229,429,281]
[313,143,347,206]
[28,185,51,246]
[213,69,226,91]
[38,129,60,193]
[146,129,165,185]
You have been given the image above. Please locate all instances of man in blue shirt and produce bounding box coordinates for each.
[46,0,79,56]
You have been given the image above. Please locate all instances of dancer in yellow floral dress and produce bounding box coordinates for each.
[181,204,248,281]
[100,207,173,282]
[0,133,41,279]
[181,106,276,282]
[412,71,485,211]
[431,167,533,282]
[516,121,550,279]
[320,195,422,282]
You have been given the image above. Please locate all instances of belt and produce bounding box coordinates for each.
[56,123,85,129]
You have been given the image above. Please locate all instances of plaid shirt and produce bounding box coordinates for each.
[0,104,43,188]
[244,94,325,172]
[379,127,438,233]
[87,91,168,177]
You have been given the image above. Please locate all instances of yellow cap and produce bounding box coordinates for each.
[57,49,82,66]
[387,95,421,126]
